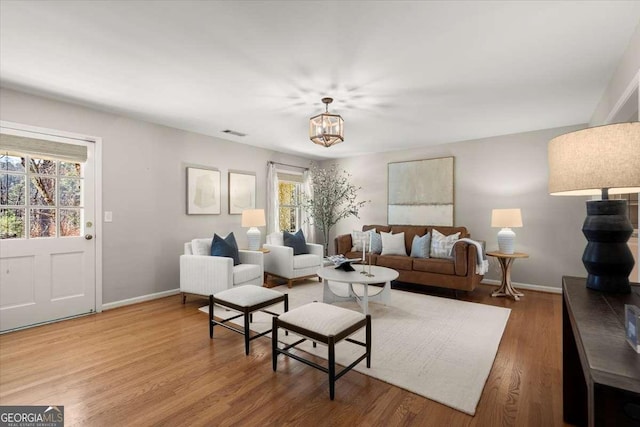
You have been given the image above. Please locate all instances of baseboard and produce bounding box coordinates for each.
[102,288,181,311]
[481,279,562,294]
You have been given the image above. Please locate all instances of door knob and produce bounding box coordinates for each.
[85,234,93,240]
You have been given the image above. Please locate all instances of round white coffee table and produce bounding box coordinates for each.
[318,265,399,315]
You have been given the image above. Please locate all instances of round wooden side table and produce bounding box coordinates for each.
[486,251,529,301]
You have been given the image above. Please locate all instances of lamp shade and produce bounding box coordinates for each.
[241,209,266,227]
[491,209,523,228]
[548,122,640,196]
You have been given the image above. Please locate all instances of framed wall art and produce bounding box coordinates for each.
[228,171,256,214]
[186,167,221,215]
[388,156,454,226]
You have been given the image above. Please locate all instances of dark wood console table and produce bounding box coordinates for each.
[563,276,640,426]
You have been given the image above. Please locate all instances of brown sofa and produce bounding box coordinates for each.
[334,224,484,292]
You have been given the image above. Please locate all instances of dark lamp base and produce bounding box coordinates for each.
[582,200,634,294]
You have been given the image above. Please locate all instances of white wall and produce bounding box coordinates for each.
[590,21,640,125]
[0,88,312,304]
[324,125,588,289]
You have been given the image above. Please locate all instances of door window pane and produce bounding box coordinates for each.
[0,208,25,239]
[60,209,81,237]
[29,208,56,237]
[1,174,25,205]
[30,177,56,206]
[59,178,81,207]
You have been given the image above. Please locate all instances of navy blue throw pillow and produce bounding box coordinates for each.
[211,232,240,266]
[283,229,308,255]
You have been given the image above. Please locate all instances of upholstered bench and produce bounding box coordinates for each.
[272,302,371,400]
[209,285,288,355]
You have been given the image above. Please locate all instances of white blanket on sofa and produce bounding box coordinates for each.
[451,238,489,275]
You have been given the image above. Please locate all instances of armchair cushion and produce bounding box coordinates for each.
[191,238,212,256]
[267,231,284,246]
[283,229,308,255]
[211,232,240,265]
[293,254,321,269]
[233,263,262,285]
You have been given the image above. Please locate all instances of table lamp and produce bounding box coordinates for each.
[241,209,266,251]
[548,122,640,293]
[491,208,523,254]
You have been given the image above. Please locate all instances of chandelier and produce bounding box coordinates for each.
[309,97,344,147]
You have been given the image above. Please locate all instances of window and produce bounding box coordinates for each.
[277,172,303,232]
[1,151,83,239]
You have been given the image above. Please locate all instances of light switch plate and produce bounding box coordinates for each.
[104,211,113,222]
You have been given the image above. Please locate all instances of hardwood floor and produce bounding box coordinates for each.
[0,283,569,426]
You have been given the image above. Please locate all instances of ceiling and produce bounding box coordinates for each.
[1,1,639,160]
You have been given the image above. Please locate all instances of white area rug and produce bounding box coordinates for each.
[199,282,510,415]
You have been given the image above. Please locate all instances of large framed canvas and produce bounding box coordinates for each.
[228,171,256,214]
[388,156,454,226]
[187,167,221,215]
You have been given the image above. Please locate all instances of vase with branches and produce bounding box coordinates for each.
[301,163,368,255]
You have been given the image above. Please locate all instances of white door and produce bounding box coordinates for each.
[0,125,96,332]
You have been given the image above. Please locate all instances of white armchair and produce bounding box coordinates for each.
[180,238,264,303]
[263,232,323,288]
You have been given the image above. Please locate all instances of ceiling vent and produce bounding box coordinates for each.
[222,129,247,137]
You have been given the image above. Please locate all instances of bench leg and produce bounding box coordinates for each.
[366,315,372,368]
[209,295,214,338]
[328,336,336,400]
[272,317,278,371]
[244,309,250,355]
[287,279,294,288]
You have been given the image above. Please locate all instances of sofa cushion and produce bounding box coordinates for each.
[351,229,375,252]
[413,258,455,275]
[381,231,407,256]
[293,253,321,270]
[376,255,413,271]
[284,229,308,255]
[430,229,460,259]
[410,233,431,258]
[211,233,241,266]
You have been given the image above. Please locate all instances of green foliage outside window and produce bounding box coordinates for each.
[278,181,299,232]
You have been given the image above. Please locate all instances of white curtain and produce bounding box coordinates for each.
[301,169,316,243]
[266,162,279,235]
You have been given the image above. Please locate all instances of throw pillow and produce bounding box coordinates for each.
[211,232,240,266]
[410,233,431,258]
[370,232,383,254]
[283,229,308,255]
[351,229,376,252]
[380,231,407,256]
[430,229,460,259]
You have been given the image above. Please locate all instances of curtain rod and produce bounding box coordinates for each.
[268,161,309,171]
